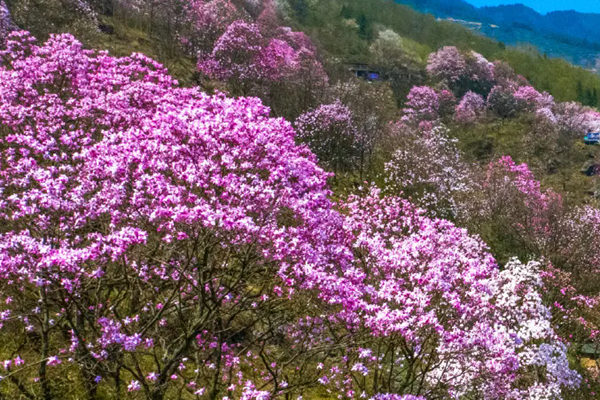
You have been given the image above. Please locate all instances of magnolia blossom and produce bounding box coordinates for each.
[386,123,474,217]
[296,100,360,174]
[536,107,557,125]
[427,47,495,96]
[333,189,580,399]
[180,0,240,55]
[469,51,495,83]
[455,91,486,124]
[495,260,581,400]
[198,20,264,83]
[402,86,440,123]
[128,380,141,392]
[554,101,600,136]
[198,19,326,96]
[513,85,555,112]
[426,46,467,85]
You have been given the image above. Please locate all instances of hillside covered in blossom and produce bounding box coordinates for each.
[2,0,600,399]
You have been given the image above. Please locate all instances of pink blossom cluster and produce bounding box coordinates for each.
[468,50,495,85]
[198,18,326,96]
[295,100,360,174]
[455,90,486,124]
[180,0,241,55]
[401,86,440,124]
[198,20,264,82]
[426,46,467,85]
[514,85,553,112]
[385,124,474,217]
[553,102,600,136]
[334,189,580,399]
[426,47,495,96]
[495,259,581,399]
[482,156,563,238]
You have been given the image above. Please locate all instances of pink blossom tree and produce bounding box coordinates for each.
[427,47,495,97]
[385,124,474,217]
[458,156,565,265]
[330,79,397,179]
[554,101,600,137]
[0,31,346,400]
[198,19,327,117]
[198,20,264,92]
[455,91,486,124]
[264,26,328,119]
[331,189,580,399]
[494,259,581,399]
[179,0,241,56]
[295,100,360,175]
[426,46,467,89]
[514,85,546,112]
[464,51,495,95]
[402,85,440,124]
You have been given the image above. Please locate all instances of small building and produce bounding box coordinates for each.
[347,63,383,81]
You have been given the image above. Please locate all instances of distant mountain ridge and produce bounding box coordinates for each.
[396,0,600,68]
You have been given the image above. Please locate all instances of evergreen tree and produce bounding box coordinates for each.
[340,5,352,19]
[289,0,309,23]
[357,13,372,40]
[576,81,585,104]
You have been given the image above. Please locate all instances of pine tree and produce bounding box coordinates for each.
[289,0,308,23]
[357,13,372,40]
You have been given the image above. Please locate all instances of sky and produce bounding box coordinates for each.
[465,0,600,14]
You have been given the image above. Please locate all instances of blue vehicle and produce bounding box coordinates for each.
[585,132,600,145]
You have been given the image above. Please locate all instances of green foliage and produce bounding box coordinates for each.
[94,16,198,85]
[449,114,600,209]
[576,81,598,107]
[369,29,428,105]
[7,0,100,42]
[289,0,309,23]
[356,13,373,40]
[496,48,600,105]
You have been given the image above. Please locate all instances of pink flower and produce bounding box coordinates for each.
[402,86,440,124]
[47,356,61,366]
[127,380,141,392]
[455,91,486,124]
[147,372,159,381]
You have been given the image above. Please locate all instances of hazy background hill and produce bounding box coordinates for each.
[396,0,600,68]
